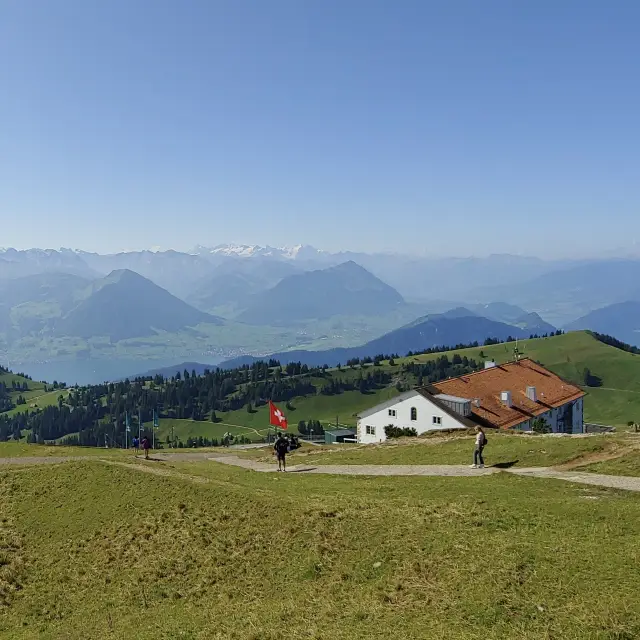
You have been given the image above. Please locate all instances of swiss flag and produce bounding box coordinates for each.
[269,400,288,430]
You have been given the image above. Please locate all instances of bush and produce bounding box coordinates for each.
[531,417,551,434]
[384,425,418,439]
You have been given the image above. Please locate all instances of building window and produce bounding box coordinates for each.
[388,409,396,417]
[366,425,376,436]
[432,416,442,425]
[410,407,417,421]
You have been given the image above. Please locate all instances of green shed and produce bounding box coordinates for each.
[324,428,357,444]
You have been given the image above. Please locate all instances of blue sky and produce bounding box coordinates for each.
[1,0,639,257]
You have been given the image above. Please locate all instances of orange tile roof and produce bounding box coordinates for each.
[428,358,585,430]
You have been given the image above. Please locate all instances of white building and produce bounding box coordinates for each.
[357,358,585,444]
[357,390,472,444]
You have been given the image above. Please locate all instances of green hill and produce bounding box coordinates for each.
[159,331,640,442]
[1,457,640,638]
[3,331,640,448]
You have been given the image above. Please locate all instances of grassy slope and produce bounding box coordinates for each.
[3,332,638,447]
[212,332,640,436]
[0,371,71,417]
[1,460,640,639]
[153,385,398,443]
[403,331,640,426]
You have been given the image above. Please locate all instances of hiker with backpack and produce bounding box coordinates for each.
[273,432,289,472]
[471,426,487,469]
[141,436,151,460]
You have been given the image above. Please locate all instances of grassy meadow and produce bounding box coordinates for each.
[1,455,640,639]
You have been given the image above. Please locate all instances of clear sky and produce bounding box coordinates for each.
[1,0,639,258]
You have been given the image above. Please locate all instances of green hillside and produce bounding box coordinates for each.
[199,331,640,436]
[1,458,640,638]
[402,330,640,426]
[0,370,70,418]
[3,331,640,449]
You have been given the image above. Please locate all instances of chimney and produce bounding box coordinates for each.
[526,386,537,402]
[501,391,512,408]
[473,398,482,408]
[484,360,496,369]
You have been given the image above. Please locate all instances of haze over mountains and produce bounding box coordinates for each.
[54,270,222,342]
[1,244,638,382]
[236,261,404,325]
[564,302,640,348]
[220,309,537,369]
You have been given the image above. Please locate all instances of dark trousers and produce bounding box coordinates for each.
[474,447,484,466]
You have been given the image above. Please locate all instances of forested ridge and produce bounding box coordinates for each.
[0,336,533,447]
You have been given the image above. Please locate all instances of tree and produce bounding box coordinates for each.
[211,410,219,423]
[531,417,551,434]
[298,420,307,435]
[583,368,602,387]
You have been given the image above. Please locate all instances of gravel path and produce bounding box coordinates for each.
[3,452,640,493]
[508,467,640,492]
[207,456,498,476]
[207,455,640,492]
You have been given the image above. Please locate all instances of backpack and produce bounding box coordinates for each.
[483,434,488,446]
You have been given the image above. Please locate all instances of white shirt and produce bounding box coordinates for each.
[476,432,484,447]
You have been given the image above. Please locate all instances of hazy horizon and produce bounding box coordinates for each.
[2,241,640,262]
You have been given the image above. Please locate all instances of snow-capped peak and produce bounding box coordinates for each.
[193,244,324,260]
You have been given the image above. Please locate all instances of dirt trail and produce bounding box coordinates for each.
[553,444,640,471]
[208,455,640,493]
[101,459,211,484]
[3,451,640,493]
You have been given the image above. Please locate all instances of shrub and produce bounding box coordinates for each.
[384,425,418,439]
[531,417,551,434]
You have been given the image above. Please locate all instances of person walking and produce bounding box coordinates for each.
[471,426,487,468]
[273,432,289,472]
[141,436,151,460]
[132,436,139,455]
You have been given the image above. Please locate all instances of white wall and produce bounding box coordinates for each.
[357,392,467,444]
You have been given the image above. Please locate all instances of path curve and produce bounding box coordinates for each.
[208,455,640,492]
[3,452,640,493]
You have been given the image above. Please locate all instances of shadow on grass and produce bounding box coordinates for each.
[491,460,520,469]
[286,467,318,473]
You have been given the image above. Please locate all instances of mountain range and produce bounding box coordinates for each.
[564,301,640,347]
[1,244,636,382]
[54,270,222,341]
[236,261,404,325]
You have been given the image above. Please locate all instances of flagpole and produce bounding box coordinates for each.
[124,415,127,450]
[139,408,142,442]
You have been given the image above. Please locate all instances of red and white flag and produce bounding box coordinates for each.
[269,400,288,430]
